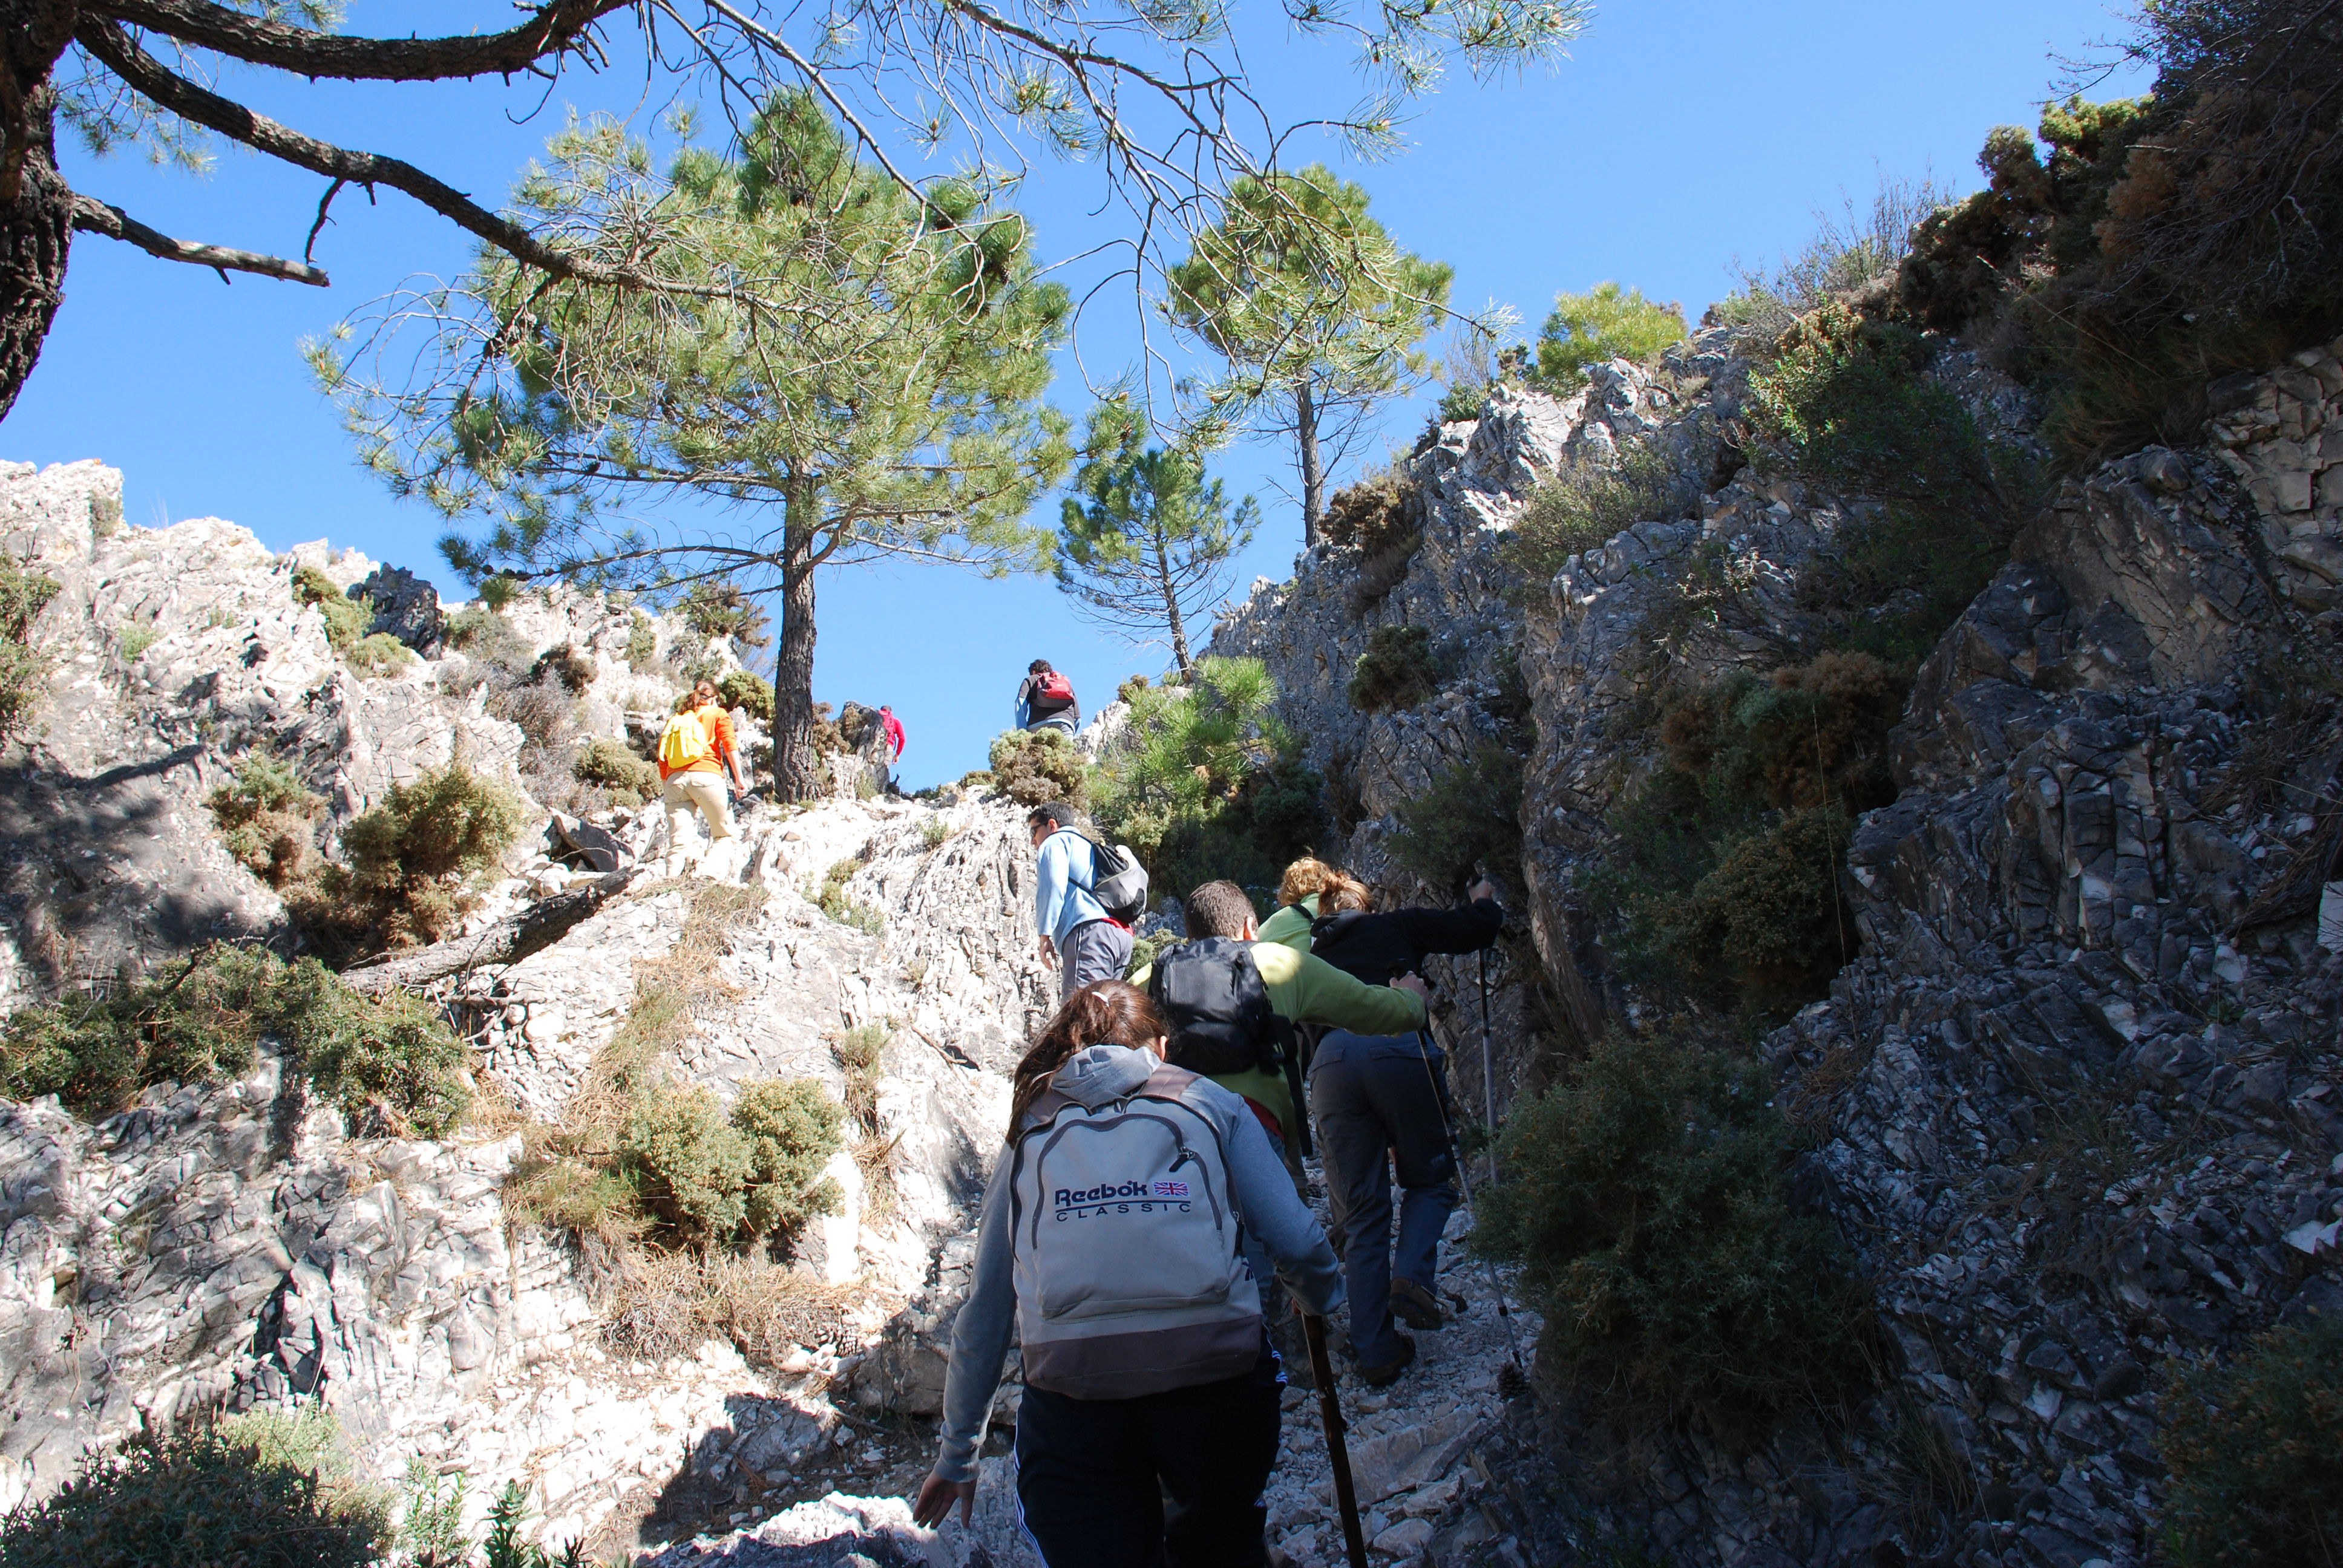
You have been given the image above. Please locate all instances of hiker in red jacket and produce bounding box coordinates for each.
[880,704,906,760]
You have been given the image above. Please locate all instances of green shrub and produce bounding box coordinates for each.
[445,603,529,667]
[811,858,885,935]
[574,737,658,802]
[0,552,60,748]
[292,564,369,652]
[1595,652,1898,1016]
[735,1078,847,1238]
[1347,625,1438,712]
[1749,301,2038,664]
[336,763,528,948]
[1092,656,1324,900]
[988,727,1090,808]
[476,573,521,610]
[1529,281,1687,394]
[344,632,415,678]
[626,607,658,670]
[208,752,327,888]
[719,669,775,722]
[621,1079,845,1249]
[1502,439,1703,587]
[0,1416,389,1568]
[119,624,159,662]
[1469,1027,1872,1437]
[1386,742,1523,893]
[1323,468,1423,615]
[0,946,471,1133]
[1117,673,1153,704]
[2158,1312,2343,1567]
[624,1083,754,1244]
[531,642,596,693]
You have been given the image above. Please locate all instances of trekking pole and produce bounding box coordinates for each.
[1301,1313,1371,1568]
[1476,949,1498,1187]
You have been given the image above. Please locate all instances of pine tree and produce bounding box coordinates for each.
[1055,404,1257,681]
[1167,168,1452,546]
[321,94,1072,799]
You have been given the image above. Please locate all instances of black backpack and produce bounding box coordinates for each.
[1147,938,1281,1077]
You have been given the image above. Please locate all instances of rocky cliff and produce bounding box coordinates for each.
[1206,330,2343,1566]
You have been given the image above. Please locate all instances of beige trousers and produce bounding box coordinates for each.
[661,771,735,856]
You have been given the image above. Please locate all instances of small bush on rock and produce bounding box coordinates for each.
[0,1414,389,1568]
[445,603,530,667]
[334,762,527,949]
[1347,625,1440,712]
[344,632,415,678]
[734,1079,847,1238]
[680,580,772,648]
[0,946,472,1133]
[208,751,327,888]
[1323,467,1423,615]
[574,737,658,803]
[988,727,1090,808]
[621,1079,846,1250]
[1504,439,1703,586]
[811,857,885,935]
[626,608,659,670]
[531,642,597,693]
[292,564,370,652]
[2157,1312,2343,1568]
[1386,743,1524,893]
[1470,1027,1872,1439]
[0,552,59,748]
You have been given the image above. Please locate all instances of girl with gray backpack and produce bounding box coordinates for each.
[912,981,1345,1567]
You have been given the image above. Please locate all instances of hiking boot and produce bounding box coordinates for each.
[1359,1334,1416,1388]
[1389,1276,1446,1331]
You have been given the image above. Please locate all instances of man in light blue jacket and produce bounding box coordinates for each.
[1027,800,1133,1002]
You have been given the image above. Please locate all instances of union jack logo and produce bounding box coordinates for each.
[1153,1181,1189,1198]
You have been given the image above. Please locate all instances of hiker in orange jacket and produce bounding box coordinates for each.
[658,679,747,867]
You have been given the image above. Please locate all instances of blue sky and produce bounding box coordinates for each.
[2,2,2151,788]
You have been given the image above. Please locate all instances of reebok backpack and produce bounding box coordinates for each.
[1148,938,1282,1077]
[658,708,714,770]
[1008,1063,1262,1399]
[1057,829,1150,923]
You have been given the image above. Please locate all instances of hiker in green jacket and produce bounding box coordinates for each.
[1129,879,1425,1165]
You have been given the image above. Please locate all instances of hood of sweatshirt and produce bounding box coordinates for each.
[1052,1044,1159,1107]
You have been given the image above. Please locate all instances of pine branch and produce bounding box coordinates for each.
[70,192,330,284]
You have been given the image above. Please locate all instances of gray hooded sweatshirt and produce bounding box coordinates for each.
[931,1044,1345,1483]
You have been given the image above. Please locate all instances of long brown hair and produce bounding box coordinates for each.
[1008,980,1162,1140]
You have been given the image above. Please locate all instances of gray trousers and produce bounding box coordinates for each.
[1060,918,1135,1001]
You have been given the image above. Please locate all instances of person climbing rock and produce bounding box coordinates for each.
[656,679,747,872]
[912,981,1343,1568]
[1300,871,1505,1386]
[1029,801,1137,1002]
[1015,658,1081,733]
[879,704,905,762]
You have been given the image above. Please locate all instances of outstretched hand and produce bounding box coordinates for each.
[912,1470,977,1529]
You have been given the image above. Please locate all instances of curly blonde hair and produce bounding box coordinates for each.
[1318,872,1373,915]
[1276,857,1339,907]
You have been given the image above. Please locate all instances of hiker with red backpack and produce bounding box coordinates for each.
[657,679,746,870]
[911,980,1344,1568]
[1015,658,1081,733]
[1029,801,1147,1003]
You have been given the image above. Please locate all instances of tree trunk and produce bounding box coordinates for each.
[1,4,82,420]
[771,486,824,802]
[1295,378,1325,548]
[1154,532,1192,681]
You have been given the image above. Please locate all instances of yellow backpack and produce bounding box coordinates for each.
[659,707,714,770]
